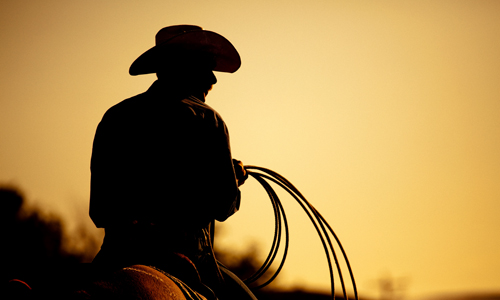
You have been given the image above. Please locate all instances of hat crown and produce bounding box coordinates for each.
[155,25,203,45]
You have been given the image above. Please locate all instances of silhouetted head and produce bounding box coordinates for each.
[155,50,218,98]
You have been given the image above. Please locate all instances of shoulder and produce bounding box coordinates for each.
[102,91,150,120]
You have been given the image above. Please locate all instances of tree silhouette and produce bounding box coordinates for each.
[0,186,99,285]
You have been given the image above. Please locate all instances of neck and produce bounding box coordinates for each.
[153,79,208,102]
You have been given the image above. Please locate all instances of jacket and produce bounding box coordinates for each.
[89,80,240,229]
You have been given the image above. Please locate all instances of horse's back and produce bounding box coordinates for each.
[75,264,205,300]
[6,264,204,300]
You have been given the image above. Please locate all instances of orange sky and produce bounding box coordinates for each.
[1,1,499,299]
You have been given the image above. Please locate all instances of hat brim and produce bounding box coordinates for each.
[129,30,241,75]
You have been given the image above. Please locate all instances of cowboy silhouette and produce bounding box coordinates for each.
[89,25,252,299]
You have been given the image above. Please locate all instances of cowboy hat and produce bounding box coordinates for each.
[129,25,241,75]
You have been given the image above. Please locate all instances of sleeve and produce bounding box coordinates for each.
[89,114,114,228]
[195,111,240,222]
[89,108,136,228]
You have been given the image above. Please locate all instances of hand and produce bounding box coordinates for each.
[232,159,248,187]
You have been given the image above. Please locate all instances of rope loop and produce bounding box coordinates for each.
[242,165,358,300]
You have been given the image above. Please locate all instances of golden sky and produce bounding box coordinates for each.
[1,1,499,299]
